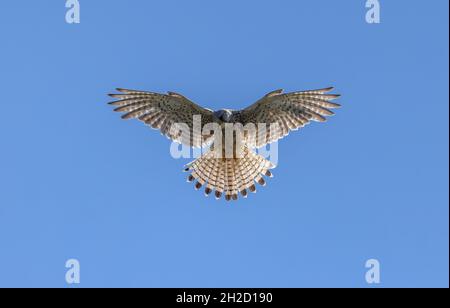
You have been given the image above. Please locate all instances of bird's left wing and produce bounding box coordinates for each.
[108,88,215,148]
[236,87,341,147]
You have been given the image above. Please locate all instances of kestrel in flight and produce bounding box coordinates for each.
[108,87,341,201]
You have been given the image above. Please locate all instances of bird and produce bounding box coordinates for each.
[108,87,341,201]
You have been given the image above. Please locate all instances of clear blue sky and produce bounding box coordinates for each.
[0,1,448,288]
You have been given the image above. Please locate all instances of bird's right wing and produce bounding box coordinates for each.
[108,88,215,148]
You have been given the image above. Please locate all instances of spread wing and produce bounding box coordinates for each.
[237,87,341,147]
[108,88,215,147]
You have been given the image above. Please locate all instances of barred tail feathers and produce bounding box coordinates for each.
[185,147,274,201]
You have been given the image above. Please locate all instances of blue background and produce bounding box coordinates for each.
[0,1,448,288]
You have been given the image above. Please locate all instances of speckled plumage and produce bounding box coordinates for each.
[108,87,341,201]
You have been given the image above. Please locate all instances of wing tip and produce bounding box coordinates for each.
[116,88,140,93]
[265,89,284,98]
[120,114,133,120]
[167,91,186,99]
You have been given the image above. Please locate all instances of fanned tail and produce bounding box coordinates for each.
[184,146,274,201]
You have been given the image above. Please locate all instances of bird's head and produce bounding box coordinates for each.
[213,109,234,122]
